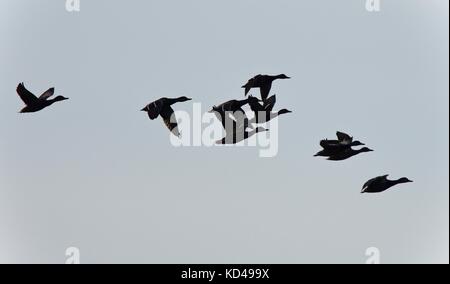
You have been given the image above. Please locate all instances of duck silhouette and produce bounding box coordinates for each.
[16,83,68,113]
[362,175,413,193]
[242,74,290,102]
[141,97,192,137]
[247,95,292,124]
[315,131,368,159]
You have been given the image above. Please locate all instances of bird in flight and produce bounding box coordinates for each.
[242,74,291,102]
[16,83,68,113]
[361,175,413,193]
[315,131,372,160]
[141,97,192,137]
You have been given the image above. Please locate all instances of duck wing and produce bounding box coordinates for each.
[160,106,180,137]
[243,77,256,96]
[146,99,165,120]
[260,82,272,102]
[16,83,39,105]
[336,131,353,144]
[320,139,342,149]
[244,85,252,96]
[39,88,55,100]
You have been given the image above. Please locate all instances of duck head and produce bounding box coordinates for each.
[178,96,192,102]
[352,140,365,147]
[278,109,292,115]
[53,96,69,102]
[359,147,374,153]
[398,177,413,184]
[276,74,291,80]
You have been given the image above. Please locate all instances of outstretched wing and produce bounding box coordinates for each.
[160,106,180,137]
[244,85,252,96]
[16,83,39,105]
[259,82,272,102]
[264,95,276,111]
[39,88,55,100]
[336,131,353,144]
[145,99,165,120]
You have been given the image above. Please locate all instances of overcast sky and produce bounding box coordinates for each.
[0,0,448,263]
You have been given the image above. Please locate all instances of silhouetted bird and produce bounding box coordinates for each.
[326,147,373,161]
[247,95,292,124]
[361,175,413,193]
[141,97,192,137]
[242,74,290,102]
[16,83,68,113]
[315,131,368,158]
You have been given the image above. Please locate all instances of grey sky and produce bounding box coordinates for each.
[0,0,448,264]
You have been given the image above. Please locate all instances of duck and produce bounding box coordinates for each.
[326,147,374,161]
[361,175,413,193]
[141,96,192,137]
[315,131,367,158]
[16,83,68,113]
[242,74,291,102]
[247,95,292,124]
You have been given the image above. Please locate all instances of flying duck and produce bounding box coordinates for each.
[242,74,291,102]
[141,97,192,137]
[247,95,292,124]
[315,131,368,158]
[361,175,413,193]
[16,83,68,113]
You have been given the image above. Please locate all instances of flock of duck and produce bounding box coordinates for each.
[15,74,413,194]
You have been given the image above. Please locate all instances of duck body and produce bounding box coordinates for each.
[141,96,192,137]
[362,175,413,193]
[242,74,290,102]
[17,83,68,113]
[326,147,373,161]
